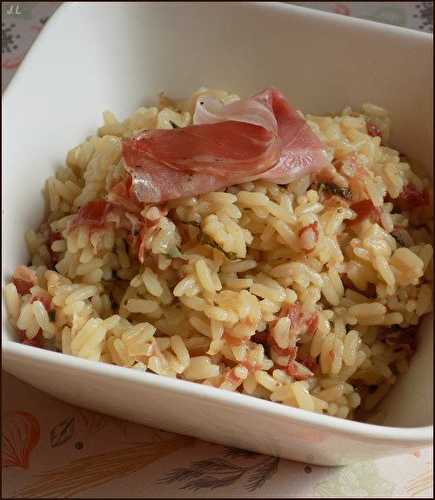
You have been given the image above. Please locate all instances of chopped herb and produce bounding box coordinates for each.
[48,310,56,322]
[186,220,201,228]
[392,233,406,247]
[199,233,238,260]
[199,233,220,248]
[318,182,352,200]
[169,120,179,129]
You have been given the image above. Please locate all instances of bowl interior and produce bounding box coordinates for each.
[2,1,433,428]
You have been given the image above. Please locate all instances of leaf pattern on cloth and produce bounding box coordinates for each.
[314,461,395,498]
[13,435,194,498]
[159,448,280,492]
[2,411,40,469]
[245,456,280,492]
[406,460,433,497]
[222,447,258,460]
[162,458,248,490]
[76,409,108,436]
[50,417,75,448]
[73,407,130,439]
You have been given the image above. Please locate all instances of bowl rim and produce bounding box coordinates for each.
[1,0,433,103]
[2,0,433,444]
[2,340,433,443]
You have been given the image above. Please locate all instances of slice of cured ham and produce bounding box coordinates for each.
[120,88,330,204]
[69,199,114,231]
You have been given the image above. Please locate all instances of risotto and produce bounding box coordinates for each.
[4,88,433,421]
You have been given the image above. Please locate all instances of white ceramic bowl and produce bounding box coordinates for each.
[2,1,433,466]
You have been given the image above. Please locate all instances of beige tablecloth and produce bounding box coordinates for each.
[2,2,433,497]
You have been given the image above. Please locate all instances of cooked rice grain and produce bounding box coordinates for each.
[5,89,433,422]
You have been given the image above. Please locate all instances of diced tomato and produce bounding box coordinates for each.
[364,283,377,299]
[12,266,38,295]
[224,368,242,385]
[48,230,62,246]
[305,313,318,336]
[260,305,319,360]
[367,122,382,138]
[47,230,63,265]
[22,337,42,347]
[298,222,319,252]
[241,359,263,372]
[268,338,297,358]
[394,184,430,212]
[286,361,311,381]
[17,329,26,341]
[251,330,269,346]
[12,278,33,295]
[297,355,319,373]
[18,329,43,347]
[323,195,350,209]
[274,303,317,337]
[347,199,381,226]
[224,330,244,347]
[31,293,52,312]
[298,222,318,239]
[280,303,303,329]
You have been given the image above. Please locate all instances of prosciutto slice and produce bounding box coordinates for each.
[117,87,330,204]
[69,199,114,231]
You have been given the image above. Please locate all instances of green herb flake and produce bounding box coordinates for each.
[199,233,239,260]
[186,220,201,228]
[166,246,184,259]
[318,182,352,200]
[199,233,219,248]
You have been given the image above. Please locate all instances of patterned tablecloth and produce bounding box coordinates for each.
[2,2,433,498]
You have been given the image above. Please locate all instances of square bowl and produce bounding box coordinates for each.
[2,1,433,465]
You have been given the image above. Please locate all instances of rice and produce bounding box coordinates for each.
[126,299,159,315]
[4,283,20,321]
[4,88,433,421]
[183,356,220,380]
